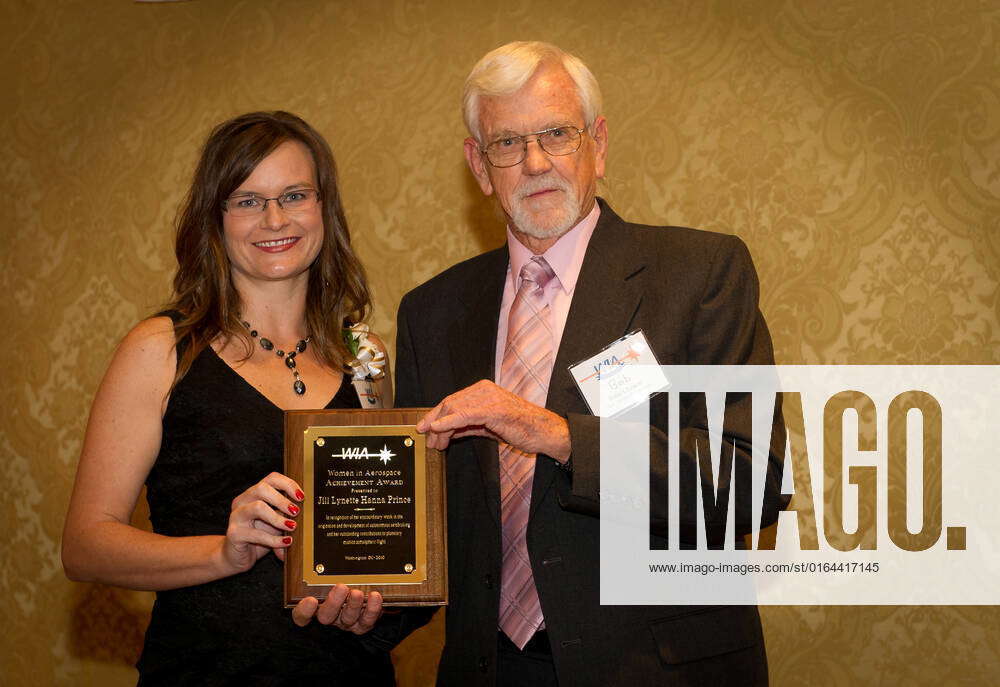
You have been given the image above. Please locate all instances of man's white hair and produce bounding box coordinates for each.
[462,41,603,144]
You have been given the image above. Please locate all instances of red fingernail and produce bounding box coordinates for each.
[285,520,296,529]
[295,489,305,500]
[288,504,300,515]
[282,536,292,545]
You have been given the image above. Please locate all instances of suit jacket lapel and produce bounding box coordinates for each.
[447,245,508,525]
[531,201,647,519]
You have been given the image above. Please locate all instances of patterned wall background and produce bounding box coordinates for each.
[2,0,998,684]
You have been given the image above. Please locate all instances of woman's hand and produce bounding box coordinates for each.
[223,471,304,574]
[292,585,384,634]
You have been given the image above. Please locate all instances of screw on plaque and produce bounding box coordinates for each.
[404,437,413,447]
[404,563,414,573]
[315,564,325,574]
[316,438,325,447]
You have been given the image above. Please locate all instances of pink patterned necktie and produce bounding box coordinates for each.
[497,255,557,649]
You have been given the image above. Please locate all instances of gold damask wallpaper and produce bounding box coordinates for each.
[2,0,998,685]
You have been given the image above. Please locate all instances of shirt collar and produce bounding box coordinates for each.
[506,202,601,294]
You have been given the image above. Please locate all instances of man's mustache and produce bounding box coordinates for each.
[517,176,570,200]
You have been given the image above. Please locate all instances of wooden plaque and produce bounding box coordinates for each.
[283,408,447,607]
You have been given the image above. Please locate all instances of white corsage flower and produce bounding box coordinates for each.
[343,323,387,381]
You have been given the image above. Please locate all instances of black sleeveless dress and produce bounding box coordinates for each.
[136,344,394,686]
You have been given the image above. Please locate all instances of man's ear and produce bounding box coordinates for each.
[591,116,609,180]
[464,137,494,196]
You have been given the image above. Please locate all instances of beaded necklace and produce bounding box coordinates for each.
[241,320,311,395]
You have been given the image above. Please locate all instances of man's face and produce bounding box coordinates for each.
[464,63,608,249]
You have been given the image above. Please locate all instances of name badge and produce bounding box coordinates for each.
[568,330,670,417]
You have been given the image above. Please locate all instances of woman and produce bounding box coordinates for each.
[63,111,416,684]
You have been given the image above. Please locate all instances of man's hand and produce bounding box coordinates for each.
[292,585,383,634]
[415,380,571,462]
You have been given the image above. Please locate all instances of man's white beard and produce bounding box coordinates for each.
[508,177,580,240]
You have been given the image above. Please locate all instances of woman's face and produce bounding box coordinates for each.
[221,139,324,289]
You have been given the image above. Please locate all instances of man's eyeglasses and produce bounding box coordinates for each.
[480,126,586,168]
[222,188,320,217]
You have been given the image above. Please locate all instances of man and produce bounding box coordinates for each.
[396,41,783,686]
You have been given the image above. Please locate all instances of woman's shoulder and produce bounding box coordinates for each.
[123,315,176,349]
[112,316,178,378]
[88,316,179,422]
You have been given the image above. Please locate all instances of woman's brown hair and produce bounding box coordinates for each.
[165,111,370,384]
